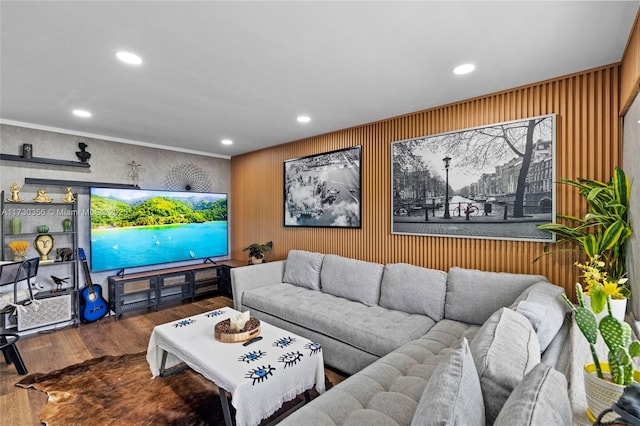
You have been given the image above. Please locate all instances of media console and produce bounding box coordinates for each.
[107,260,246,320]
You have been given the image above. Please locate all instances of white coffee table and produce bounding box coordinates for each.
[146,307,326,426]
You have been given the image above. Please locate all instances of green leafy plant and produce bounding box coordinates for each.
[563,281,640,385]
[535,167,632,296]
[242,241,273,264]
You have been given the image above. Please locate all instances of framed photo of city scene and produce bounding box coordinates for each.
[391,114,556,242]
[284,146,362,228]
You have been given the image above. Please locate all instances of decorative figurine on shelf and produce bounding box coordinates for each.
[62,187,76,203]
[76,142,91,163]
[56,247,73,262]
[9,217,22,234]
[22,143,33,159]
[62,218,72,232]
[50,275,69,291]
[6,183,24,202]
[128,161,142,187]
[34,233,55,263]
[33,189,53,203]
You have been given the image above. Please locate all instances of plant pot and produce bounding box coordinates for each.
[584,295,627,322]
[584,362,640,422]
[249,255,265,265]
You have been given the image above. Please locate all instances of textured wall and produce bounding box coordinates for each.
[230,65,622,300]
[0,124,231,292]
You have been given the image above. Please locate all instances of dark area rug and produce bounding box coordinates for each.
[16,351,329,426]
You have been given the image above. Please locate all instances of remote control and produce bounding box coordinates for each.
[243,336,263,346]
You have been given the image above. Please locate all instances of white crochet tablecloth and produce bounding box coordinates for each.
[146,307,325,426]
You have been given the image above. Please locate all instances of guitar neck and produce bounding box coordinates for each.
[81,260,95,291]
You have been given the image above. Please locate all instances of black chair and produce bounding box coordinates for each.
[0,258,39,375]
[0,333,27,374]
[0,257,39,304]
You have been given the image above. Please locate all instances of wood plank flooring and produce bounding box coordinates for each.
[0,296,345,426]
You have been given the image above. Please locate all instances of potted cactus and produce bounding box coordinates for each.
[563,275,640,421]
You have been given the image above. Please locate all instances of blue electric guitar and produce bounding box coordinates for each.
[78,248,108,322]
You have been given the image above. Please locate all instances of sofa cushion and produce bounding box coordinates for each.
[493,363,572,425]
[412,338,484,426]
[283,250,325,290]
[242,283,435,357]
[444,266,548,325]
[469,307,540,425]
[510,281,568,352]
[278,319,479,426]
[379,263,447,321]
[320,254,384,306]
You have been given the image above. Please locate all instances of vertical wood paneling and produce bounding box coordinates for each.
[231,65,621,298]
[621,10,640,113]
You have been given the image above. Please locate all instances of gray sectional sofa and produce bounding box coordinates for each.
[231,250,573,425]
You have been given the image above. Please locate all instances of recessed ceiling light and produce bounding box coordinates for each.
[116,51,143,65]
[453,63,475,75]
[297,115,311,123]
[72,109,92,118]
[221,139,233,145]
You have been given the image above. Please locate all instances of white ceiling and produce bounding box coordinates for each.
[1,1,638,159]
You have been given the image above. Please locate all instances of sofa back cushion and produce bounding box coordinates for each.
[320,254,384,306]
[379,263,447,321]
[444,267,548,325]
[470,308,541,425]
[510,282,568,352]
[283,250,325,291]
[412,337,485,426]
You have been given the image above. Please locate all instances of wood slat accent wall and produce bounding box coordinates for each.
[621,10,640,114]
[231,64,621,299]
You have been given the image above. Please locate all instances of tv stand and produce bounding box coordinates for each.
[107,260,245,320]
[203,257,217,264]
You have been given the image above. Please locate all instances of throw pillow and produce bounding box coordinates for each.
[493,363,572,425]
[509,281,568,352]
[282,250,325,291]
[444,267,548,325]
[379,263,447,321]
[320,254,384,306]
[469,307,540,425]
[412,338,485,426]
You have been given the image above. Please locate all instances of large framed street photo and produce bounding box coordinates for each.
[284,146,361,228]
[391,114,556,242]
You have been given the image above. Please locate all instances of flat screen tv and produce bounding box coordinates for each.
[89,188,228,272]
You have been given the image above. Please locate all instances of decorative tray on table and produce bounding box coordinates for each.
[214,317,261,343]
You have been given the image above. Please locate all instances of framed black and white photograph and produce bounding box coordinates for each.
[391,114,556,241]
[284,146,361,228]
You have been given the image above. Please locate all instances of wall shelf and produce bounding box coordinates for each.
[24,178,138,189]
[0,154,90,168]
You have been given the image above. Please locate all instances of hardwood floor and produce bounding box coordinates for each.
[0,296,345,426]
